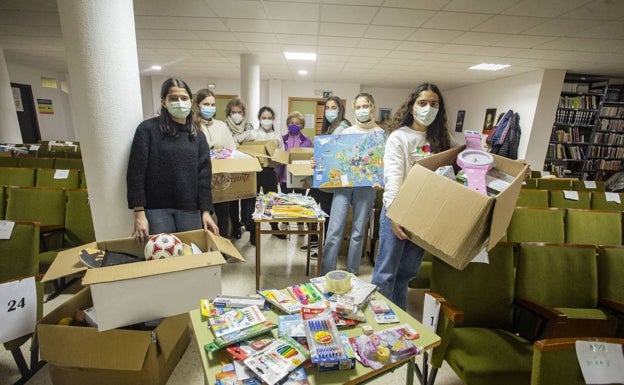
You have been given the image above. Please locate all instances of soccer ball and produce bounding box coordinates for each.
[144,233,185,260]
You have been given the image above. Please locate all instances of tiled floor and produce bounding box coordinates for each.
[1,225,465,385]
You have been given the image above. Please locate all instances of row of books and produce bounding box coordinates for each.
[558,95,598,109]
[588,146,624,159]
[592,133,624,146]
[547,143,585,160]
[555,109,596,125]
[600,106,624,118]
[551,127,585,143]
[599,119,624,132]
[585,159,622,171]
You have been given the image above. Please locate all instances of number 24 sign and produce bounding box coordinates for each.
[0,277,37,344]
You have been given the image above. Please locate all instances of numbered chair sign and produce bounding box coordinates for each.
[422,293,441,365]
[576,340,624,384]
[0,277,37,344]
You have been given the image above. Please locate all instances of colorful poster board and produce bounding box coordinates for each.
[313,132,385,188]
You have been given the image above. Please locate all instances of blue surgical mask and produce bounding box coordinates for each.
[325,110,339,123]
[355,108,371,123]
[166,101,192,119]
[200,105,216,120]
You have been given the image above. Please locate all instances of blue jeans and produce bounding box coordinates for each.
[146,208,202,234]
[321,187,376,275]
[371,206,424,310]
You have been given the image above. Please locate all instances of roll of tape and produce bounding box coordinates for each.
[325,270,351,294]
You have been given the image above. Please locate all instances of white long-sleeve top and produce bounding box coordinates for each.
[200,119,237,150]
[383,126,431,209]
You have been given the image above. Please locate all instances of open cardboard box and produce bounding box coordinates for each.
[212,157,262,203]
[273,147,314,189]
[37,287,190,385]
[387,146,527,270]
[42,229,245,331]
[239,140,279,167]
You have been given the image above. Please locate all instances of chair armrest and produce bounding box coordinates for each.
[516,295,567,324]
[600,298,624,314]
[427,291,465,369]
[40,224,66,252]
[428,291,465,324]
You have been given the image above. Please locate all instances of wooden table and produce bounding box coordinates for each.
[254,217,325,290]
[189,292,441,385]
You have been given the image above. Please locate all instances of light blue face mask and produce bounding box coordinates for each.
[200,105,216,119]
[355,108,371,123]
[325,110,339,123]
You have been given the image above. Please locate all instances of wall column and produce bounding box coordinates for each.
[0,47,22,143]
[57,0,142,239]
[240,54,260,126]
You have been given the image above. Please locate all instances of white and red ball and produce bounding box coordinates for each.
[144,233,184,260]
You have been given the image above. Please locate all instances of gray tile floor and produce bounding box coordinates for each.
[1,225,465,385]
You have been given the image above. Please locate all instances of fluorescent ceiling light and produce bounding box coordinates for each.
[151,65,162,70]
[284,52,316,61]
[469,63,510,71]
[298,70,308,75]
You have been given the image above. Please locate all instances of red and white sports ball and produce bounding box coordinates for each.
[144,233,184,260]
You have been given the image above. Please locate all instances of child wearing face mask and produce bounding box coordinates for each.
[320,93,383,277]
[371,83,454,310]
[236,106,286,244]
[127,78,218,242]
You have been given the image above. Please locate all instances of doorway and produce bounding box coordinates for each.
[11,82,41,143]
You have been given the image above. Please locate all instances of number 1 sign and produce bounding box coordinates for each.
[0,276,37,344]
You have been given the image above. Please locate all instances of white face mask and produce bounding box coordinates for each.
[230,112,244,124]
[355,108,371,122]
[166,101,192,119]
[260,119,273,131]
[414,105,439,126]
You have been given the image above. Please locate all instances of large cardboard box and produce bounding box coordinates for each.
[212,157,262,203]
[239,140,279,167]
[273,147,314,189]
[37,288,190,385]
[42,230,245,331]
[387,146,527,270]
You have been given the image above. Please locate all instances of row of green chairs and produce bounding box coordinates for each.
[523,177,606,191]
[0,167,86,191]
[0,156,83,170]
[517,188,624,210]
[507,207,623,246]
[425,242,624,385]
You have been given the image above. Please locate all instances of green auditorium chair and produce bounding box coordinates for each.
[408,250,433,289]
[572,180,605,192]
[507,207,565,243]
[597,246,624,337]
[515,243,617,340]
[516,189,549,208]
[35,168,80,189]
[565,209,622,246]
[531,337,624,385]
[521,178,538,189]
[0,167,35,187]
[0,153,19,167]
[549,190,591,209]
[18,157,54,169]
[54,157,84,171]
[0,221,44,382]
[537,178,573,190]
[591,191,624,211]
[425,243,533,385]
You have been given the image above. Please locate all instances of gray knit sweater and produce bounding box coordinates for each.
[126,117,214,213]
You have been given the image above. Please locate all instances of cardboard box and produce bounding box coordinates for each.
[239,140,279,167]
[42,229,245,331]
[212,157,262,203]
[386,146,527,270]
[273,147,314,189]
[37,288,190,385]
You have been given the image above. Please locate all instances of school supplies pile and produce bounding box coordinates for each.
[350,324,422,370]
[252,192,328,220]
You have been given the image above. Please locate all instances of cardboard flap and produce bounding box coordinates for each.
[42,242,95,282]
[212,158,262,173]
[288,163,314,176]
[205,231,245,262]
[82,252,226,285]
[238,147,270,159]
[271,149,290,164]
[154,313,189,361]
[289,147,314,159]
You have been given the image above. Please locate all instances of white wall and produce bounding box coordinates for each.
[361,86,413,121]
[7,62,74,141]
[444,69,565,170]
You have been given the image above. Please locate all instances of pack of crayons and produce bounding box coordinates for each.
[243,336,309,385]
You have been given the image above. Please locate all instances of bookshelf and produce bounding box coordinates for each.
[544,74,622,180]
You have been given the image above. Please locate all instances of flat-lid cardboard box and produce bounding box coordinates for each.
[273,147,314,189]
[387,146,527,270]
[37,288,190,385]
[42,229,245,331]
[239,140,279,167]
[212,157,262,203]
